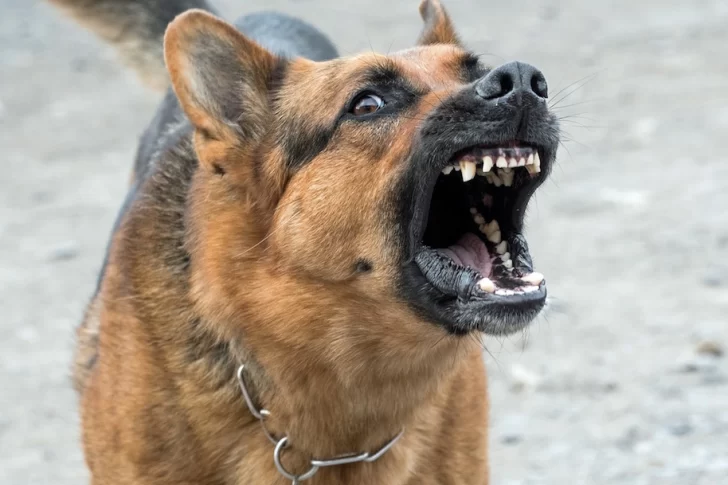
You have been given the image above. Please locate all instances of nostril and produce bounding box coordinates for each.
[530,72,548,98]
[475,61,548,101]
[498,72,514,97]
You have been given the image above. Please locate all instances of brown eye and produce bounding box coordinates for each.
[351,93,384,116]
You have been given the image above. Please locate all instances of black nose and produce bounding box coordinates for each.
[475,61,548,101]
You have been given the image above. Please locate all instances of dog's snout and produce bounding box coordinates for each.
[475,61,548,101]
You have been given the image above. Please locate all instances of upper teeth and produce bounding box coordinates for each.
[459,160,477,182]
[442,150,541,185]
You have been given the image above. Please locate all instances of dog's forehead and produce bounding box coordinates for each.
[277,45,471,117]
[390,44,472,87]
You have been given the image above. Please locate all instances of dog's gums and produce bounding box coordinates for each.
[409,147,549,334]
[414,142,547,331]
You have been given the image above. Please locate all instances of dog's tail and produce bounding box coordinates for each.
[46,0,215,90]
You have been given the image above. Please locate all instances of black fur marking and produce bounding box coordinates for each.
[212,163,225,175]
[461,53,489,83]
[282,63,422,169]
[341,64,422,122]
[280,120,336,170]
[355,260,373,273]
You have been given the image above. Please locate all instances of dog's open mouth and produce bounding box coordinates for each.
[411,141,547,334]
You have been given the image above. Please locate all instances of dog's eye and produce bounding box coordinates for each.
[350,93,385,116]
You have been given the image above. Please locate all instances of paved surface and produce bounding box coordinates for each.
[2,1,727,484]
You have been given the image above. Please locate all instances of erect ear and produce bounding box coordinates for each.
[417,0,460,46]
[164,10,278,169]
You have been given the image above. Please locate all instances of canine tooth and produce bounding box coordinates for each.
[526,163,538,176]
[502,259,513,269]
[483,220,500,236]
[496,156,508,168]
[482,156,494,173]
[495,241,508,254]
[518,157,526,166]
[460,160,476,181]
[508,157,518,168]
[442,165,454,175]
[474,214,485,225]
[526,153,534,165]
[534,153,541,172]
[502,252,511,261]
[487,230,501,244]
[500,170,514,187]
[478,278,496,293]
[521,272,544,286]
[491,173,503,187]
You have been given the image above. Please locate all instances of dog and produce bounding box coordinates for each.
[47,0,559,483]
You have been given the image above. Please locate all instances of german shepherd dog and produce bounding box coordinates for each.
[48,0,559,483]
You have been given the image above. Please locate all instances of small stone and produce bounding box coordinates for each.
[677,353,719,374]
[48,242,79,262]
[702,268,726,288]
[667,421,692,437]
[500,434,522,445]
[695,340,724,358]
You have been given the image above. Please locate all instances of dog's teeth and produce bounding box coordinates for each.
[508,157,518,168]
[495,241,508,254]
[500,169,514,187]
[478,278,496,293]
[460,160,476,182]
[534,153,541,172]
[483,220,500,236]
[487,230,501,244]
[474,214,485,225]
[442,165,454,175]
[496,289,515,296]
[521,272,544,286]
[453,164,461,171]
[482,156,494,173]
[526,163,538,176]
[491,173,503,187]
[496,156,508,168]
[522,285,539,293]
[502,252,511,261]
[526,153,534,165]
[518,157,526,166]
[502,259,513,269]
[479,224,487,233]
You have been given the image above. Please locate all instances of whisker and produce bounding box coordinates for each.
[548,71,601,108]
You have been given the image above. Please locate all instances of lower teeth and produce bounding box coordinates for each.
[470,208,543,295]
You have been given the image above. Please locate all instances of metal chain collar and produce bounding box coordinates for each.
[236,365,404,484]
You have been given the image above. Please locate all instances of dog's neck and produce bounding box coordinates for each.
[230,335,470,458]
[181,309,475,469]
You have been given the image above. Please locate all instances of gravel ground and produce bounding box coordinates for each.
[2,1,727,484]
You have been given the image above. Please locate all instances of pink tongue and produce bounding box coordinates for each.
[442,233,493,276]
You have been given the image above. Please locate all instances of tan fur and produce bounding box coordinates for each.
[71,2,491,484]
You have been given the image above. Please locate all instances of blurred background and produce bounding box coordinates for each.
[1,0,727,484]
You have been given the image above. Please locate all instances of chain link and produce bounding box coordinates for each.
[236,365,404,484]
